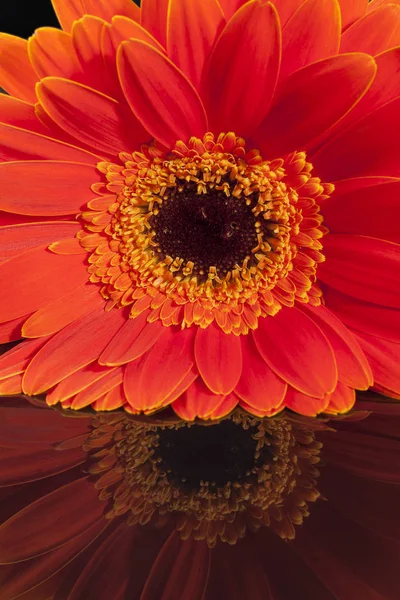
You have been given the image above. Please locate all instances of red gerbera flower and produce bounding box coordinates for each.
[0,396,399,599]
[0,0,399,419]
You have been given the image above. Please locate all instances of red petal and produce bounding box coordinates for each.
[323,285,400,343]
[23,307,126,395]
[355,331,400,396]
[312,96,400,179]
[37,77,147,156]
[0,248,88,323]
[51,0,139,31]
[140,0,169,47]
[71,367,123,409]
[173,378,226,420]
[0,519,107,600]
[300,304,373,388]
[238,397,284,418]
[272,0,306,25]
[201,0,281,137]
[0,95,48,133]
[205,392,239,419]
[124,327,195,411]
[23,283,105,338]
[0,444,86,486]
[92,383,125,410]
[0,315,27,343]
[0,161,100,216]
[318,234,400,308]
[340,0,368,30]
[235,335,287,412]
[254,53,376,158]
[279,0,341,81]
[117,39,207,148]
[284,387,331,415]
[66,524,135,600]
[0,221,80,264]
[324,381,356,414]
[46,362,114,404]
[0,476,105,562]
[341,5,400,55]
[218,0,246,20]
[141,532,211,600]
[99,312,165,366]
[252,307,337,397]
[0,34,37,102]
[0,404,90,447]
[322,179,400,243]
[0,122,101,163]
[167,0,225,89]
[195,323,242,395]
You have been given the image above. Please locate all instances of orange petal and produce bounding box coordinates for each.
[253,307,337,398]
[140,0,169,47]
[235,335,287,412]
[300,304,373,389]
[318,234,400,308]
[340,0,368,29]
[23,306,127,395]
[238,397,284,418]
[0,161,100,215]
[124,327,195,411]
[0,338,50,381]
[312,96,400,179]
[0,33,37,102]
[367,0,400,12]
[117,39,208,147]
[151,367,198,413]
[173,378,226,420]
[284,387,331,416]
[0,248,88,323]
[272,0,307,25]
[0,476,106,562]
[255,53,376,159]
[99,312,165,366]
[201,0,281,137]
[0,122,102,163]
[279,0,341,81]
[71,366,123,409]
[0,95,48,133]
[72,16,115,96]
[49,238,87,254]
[92,383,125,410]
[0,373,24,394]
[340,4,400,55]
[167,0,225,89]
[22,282,105,338]
[28,28,84,80]
[37,77,148,156]
[47,362,114,404]
[51,0,139,31]
[195,322,242,395]
[324,381,356,414]
[205,392,239,419]
[0,221,80,264]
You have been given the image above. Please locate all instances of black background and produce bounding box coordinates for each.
[0,0,141,38]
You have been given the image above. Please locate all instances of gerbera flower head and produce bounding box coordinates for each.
[1,396,400,599]
[0,0,399,419]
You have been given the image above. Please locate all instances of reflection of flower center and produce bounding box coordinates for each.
[79,132,331,334]
[85,412,322,546]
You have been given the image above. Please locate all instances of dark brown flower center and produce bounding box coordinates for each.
[155,419,273,492]
[149,183,260,280]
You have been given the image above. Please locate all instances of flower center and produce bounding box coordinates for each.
[148,184,260,282]
[79,132,332,334]
[85,412,322,546]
